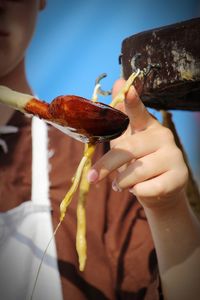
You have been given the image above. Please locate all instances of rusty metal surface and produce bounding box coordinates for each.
[121,18,200,111]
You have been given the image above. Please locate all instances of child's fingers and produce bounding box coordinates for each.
[112,79,157,132]
[129,169,188,200]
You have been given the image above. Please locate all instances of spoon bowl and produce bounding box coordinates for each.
[48,95,129,143]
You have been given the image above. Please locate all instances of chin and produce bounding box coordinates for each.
[0,52,24,81]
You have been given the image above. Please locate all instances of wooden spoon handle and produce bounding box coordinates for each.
[0,85,33,112]
[0,85,51,120]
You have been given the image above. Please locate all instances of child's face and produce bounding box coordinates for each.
[0,0,45,79]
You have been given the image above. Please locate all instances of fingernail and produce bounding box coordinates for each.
[87,169,99,183]
[112,180,122,192]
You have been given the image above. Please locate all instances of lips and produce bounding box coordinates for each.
[0,30,9,36]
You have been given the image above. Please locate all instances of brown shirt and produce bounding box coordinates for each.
[0,112,161,300]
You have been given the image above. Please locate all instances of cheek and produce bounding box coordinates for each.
[0,7,37,77]
[13,6,37,57]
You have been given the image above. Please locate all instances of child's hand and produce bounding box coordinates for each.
[87,79,188,210]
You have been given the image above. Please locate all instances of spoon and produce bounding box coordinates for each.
[0,86,129,143]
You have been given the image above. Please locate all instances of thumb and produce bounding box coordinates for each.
[112,79,156,132]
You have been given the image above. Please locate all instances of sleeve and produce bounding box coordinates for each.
[104,180,163,299]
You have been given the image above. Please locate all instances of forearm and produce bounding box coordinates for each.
[88,79,200,299]
[144,191,200,300]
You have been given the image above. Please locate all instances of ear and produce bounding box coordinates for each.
[38,0,46,11]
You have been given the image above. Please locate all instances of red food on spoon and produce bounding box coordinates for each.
[24,95,129,143]
[0,86,129,143]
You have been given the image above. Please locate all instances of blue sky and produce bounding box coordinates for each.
[26,0,200,183]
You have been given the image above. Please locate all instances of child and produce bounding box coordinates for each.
[0,1,199,299]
